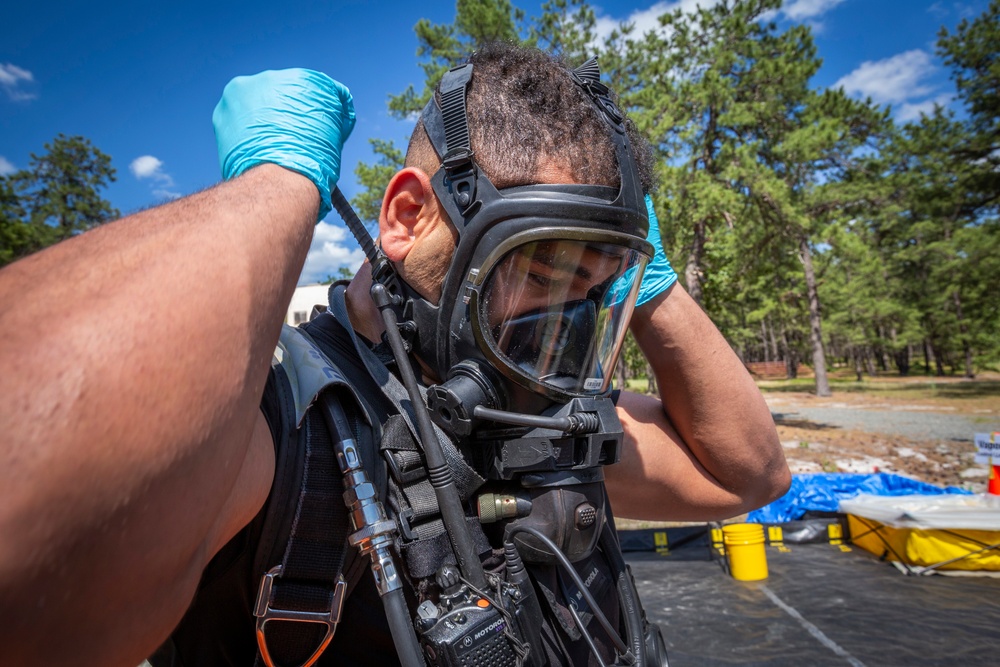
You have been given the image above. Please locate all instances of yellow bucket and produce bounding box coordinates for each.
[723,523,768,581]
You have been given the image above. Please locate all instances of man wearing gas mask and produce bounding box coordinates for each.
[0,43,787,667]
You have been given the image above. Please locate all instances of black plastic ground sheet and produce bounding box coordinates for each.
[625,542,1000,666]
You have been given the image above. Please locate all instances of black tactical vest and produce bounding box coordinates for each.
[150,310,623,667]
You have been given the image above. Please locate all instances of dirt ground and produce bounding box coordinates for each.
[762,377,1000,491]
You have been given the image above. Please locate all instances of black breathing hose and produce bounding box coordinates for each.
[330,186,488,591]
[600,523,645,667]
[384,588,427,667]
[323,394,426,667]
[370,283,489,591]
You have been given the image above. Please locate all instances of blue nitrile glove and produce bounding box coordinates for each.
[213,68,356,222]
[636,194,678,306]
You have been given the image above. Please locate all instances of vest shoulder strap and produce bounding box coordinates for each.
[252,323,380,667]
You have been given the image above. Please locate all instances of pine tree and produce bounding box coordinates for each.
[0,134,118,267]
[351,139,404,226]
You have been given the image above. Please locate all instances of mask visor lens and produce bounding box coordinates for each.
[480,239,647,395]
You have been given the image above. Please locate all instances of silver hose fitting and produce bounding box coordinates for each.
[335,436,402,596]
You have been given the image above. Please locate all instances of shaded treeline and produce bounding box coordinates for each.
[352,0,1000,395]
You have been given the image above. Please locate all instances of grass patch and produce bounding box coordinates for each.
[756,376,1000,412]
[622,372,1000,411]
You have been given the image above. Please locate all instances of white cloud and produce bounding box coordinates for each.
[130,155,165,180]
[130,155,181,201]
[896,93,953,123]
[0,156,15,176]
[595,0,734,43]
[594,1,681,43]
[0,63,36,101]
[927,1,949,17]
[783,0,847,20]
[591,0,845,44]
[834,50,936,105]
[299,221,367,285]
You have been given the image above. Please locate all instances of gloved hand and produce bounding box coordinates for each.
[636,194,678,306]
[213,68,356,222]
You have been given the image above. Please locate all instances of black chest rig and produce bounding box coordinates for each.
[241,283,668,667]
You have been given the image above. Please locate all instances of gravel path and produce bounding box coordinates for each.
[767,404,990,443]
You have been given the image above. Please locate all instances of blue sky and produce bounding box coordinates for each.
[1,0,989,284]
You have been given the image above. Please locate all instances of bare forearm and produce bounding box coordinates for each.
[630,284,788,509]
[0,164,315,665]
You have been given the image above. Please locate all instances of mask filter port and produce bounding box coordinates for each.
[427,360,504,437]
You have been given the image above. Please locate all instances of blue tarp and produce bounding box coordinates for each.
[746,473,971,524]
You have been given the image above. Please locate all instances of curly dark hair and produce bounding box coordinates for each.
[405,41,655,193]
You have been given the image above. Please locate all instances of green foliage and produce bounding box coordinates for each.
[937,0,999,140]
[351,139,405,226]
[0,134,118,267]
[348,0,1000,386]
[388,0,527,119]
[935,0,998,224]
[322,266,356,284]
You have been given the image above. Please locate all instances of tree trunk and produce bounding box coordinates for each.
[853,347,863,382]
[952,290,975,379]
[684,219,706,306]
[768,316,780,361]
[893,349,910,376]
[761,320,770,363]
[931,340,945,377]
[876,326,890,372]
[615,356,628,392]
[864,348,877,377]
[645,362,658,397]
[799,236,831,396]
[923,338,934,375]
[781,328,798,379]
[890,328,909,376]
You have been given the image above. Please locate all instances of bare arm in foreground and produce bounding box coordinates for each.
[0,164,313,666]
[0,67,355,667]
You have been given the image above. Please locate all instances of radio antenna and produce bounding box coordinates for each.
[330,187,398,290]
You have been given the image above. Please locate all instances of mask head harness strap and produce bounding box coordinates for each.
[570,57,625,128]
[419,57,644,239]
[423,64,479,217]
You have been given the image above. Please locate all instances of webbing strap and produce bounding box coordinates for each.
[327,285,491,576]
[439,64,473,158]
[420,63,478,215]
[254,402,350,667]
[327,285,485,501]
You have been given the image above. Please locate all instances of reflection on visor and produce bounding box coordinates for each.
[480,239,647,396]
[494,300,597,391]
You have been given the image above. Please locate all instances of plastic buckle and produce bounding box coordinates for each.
[441,149,478,213]
[396,507,417,542]
[254,565,347,667]
[383,449,428,486]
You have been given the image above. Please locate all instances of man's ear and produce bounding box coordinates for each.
[379,167,438,262]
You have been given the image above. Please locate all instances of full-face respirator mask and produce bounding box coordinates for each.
[331,56,667,667]
[407,60,652,567]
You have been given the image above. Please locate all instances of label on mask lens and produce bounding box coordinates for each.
[584,378,603,391]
